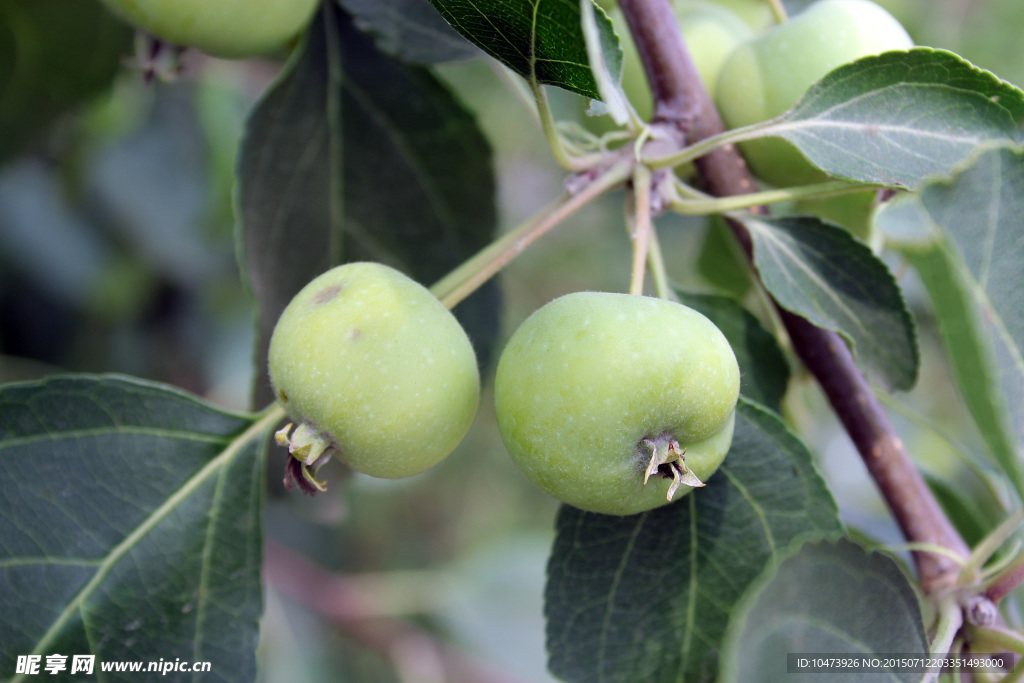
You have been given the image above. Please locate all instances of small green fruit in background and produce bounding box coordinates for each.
[269,262,479,488]
[494,292,740,516]
[98,0,320,58]
[715,0,913,187]
[584,1,753,129]
[706,0,776,33]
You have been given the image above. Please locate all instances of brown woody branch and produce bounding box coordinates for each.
[617,0,968,594]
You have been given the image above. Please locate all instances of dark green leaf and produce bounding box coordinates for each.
[741,214,918,392]
[877,145,1024,500]
[0,375,267,680]
[0,0,132,164]
[237,4,499,407]
[743,49,1024,188]
[425,0,622,100]
[674,290,790,413]
[720,538,927,683]
[546,400,840,683]
[695,216,753,300]
[336,0,480,63]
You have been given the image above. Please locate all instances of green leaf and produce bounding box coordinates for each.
[745,49,1024,188]
[0,0,132,164]
[237,4,499,407]
[925,473,998,550]
[719,538,927,683]
[674,290,790,413]
[336,0,480,63]
[740,214,918,392]
[545,400,840,683]
[877,145,1024,501]
[695,216,753,300]
[425,0,622,100]
[0,375,268,680]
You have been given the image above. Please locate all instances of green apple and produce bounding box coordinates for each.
[494,292,740,516]
[715,0,913,187]
[98,0,320,58]
[269,262,479,488]
[585,1,753,128]
[704,0,775,33]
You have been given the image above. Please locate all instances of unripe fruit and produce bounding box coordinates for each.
[269,262,479,487]
[98,0,319,59]
[706,0,775,33]
[494,292,740,516]
[584,1,752,131]
[715,0,913,186]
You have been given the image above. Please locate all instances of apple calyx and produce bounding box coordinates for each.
[276,422,335,495]
[129,34,185,85]
[640,433,706,502]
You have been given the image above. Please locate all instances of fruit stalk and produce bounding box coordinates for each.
[766,0,788,24]
[627,163,653,295]
[618,0,968,593]
[430,158,632,309]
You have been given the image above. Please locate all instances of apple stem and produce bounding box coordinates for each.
[628,164,653,295]
[430,157,632,310]
[617,0,969,595]
[645,220,676,301]
[766,0,789,24]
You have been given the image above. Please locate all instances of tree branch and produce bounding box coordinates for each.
[617,0,968,593]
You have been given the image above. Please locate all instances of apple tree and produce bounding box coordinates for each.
[1,0,1023,680]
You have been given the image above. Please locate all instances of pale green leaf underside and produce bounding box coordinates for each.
[877,145,1024,499]
[741,214,918,392]
[747,49,1024,188]
[720,538,927,683]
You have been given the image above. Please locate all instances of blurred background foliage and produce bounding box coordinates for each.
[0,0,1020,680]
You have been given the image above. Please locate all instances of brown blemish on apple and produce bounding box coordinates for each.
[313,284,342,305]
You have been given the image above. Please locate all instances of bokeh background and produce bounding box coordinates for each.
[1,0,1021,680]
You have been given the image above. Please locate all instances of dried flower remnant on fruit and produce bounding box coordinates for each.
[641,433,705,501]
[276,422,335,495]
